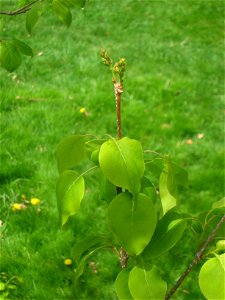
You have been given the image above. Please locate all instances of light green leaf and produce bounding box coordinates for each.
[57,170,85,226]
[108,192,157,256]
[12,39,33,57]
[0,282,6,291]
[159,155,179,217]
[0,40,21,72]
[56,135,87,173]
[115,269,133,300]
[212,198,225,210]
[216,240,225,252]
[26,1,43,34]
[142,212,187,260]
[72,235,111,263]
[128,265,167,299]
[52,0,72,27]
[199,253,225,299]
[99,137,145,195]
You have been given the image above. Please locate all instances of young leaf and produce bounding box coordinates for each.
[0,40,21,72]
[115,269,133,300]
[108,192,157,256]
[56,135,87,173]
[199,253,225,299]
[128,265,167,300]
[52,0,72,27]
[26,1,43,34]
[72,235,111,263]
[159,155,179,217]
[142,212,187,260]
[57,170,85,226]
[13,39,33,57]
[99,137,145,195]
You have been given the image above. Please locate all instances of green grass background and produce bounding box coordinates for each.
[0,0,224,299]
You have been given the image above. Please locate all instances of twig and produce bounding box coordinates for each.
[0,0,40,16]
[113,78,123,140]
[165,214,225,300]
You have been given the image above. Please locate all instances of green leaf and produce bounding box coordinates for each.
[145,158,188,188]
[108,192,157,256]
[142,212,187,260]
[128,265,167,299]
[52,0,72,27]
[115,269,133,300]
[199,253,225,299]
[56,135,88,173]
[12,39,33,57]
[159,155,179,217]
[99,137,145,195]
[100,177,117,205]
[0,282,6,291]
[26,1,43,34]
[57,170,85,226]
[72,235,111,263]
[216,240,225,252]
[212,198,225,210]
[0,40,21,72]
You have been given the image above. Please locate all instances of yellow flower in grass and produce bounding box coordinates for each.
[64,259,72,266]
[12,203,23,211]
[21,194,26,200]
[79,107,86,114]
[30,198,40,206]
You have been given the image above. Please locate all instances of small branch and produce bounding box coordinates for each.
[113,78,123,140]
[165,214,225,300]
[0,0,40,16]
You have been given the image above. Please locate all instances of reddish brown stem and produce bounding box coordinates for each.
[113,79,123,140]
[165,214,225,300]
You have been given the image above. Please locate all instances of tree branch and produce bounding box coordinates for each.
[165,214,225,300]
[0,0,40,16]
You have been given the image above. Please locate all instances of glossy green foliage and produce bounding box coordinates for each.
[26,1,43,33]
[57,170,85,226]
[142,212,187,260]
[159,155,179,217]
[128,265,167,300]
[108,192,157,256]
[0,39,33,72]
[199,253,225,299]
[99,137,145,195]
[115,269,133,300]
[56,135,88,173]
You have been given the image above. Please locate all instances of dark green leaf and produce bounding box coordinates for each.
[72,235,111,263]
[26,1,43,34]
[99,137,145,195]
[0,40,21,72]
[115,269,133,300]
[57,170,85,226]
[56,135,88,173]
[13,39,33,57]
[142,212,187,260]
[108,192,157,256]
[199,253,225,299]
[52,0,72,27]
[100,177,117,205]
[128,265,167,299]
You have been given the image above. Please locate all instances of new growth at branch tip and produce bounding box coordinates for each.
[100,48,126,83]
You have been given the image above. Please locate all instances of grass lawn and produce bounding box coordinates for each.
[0,0,224,299]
